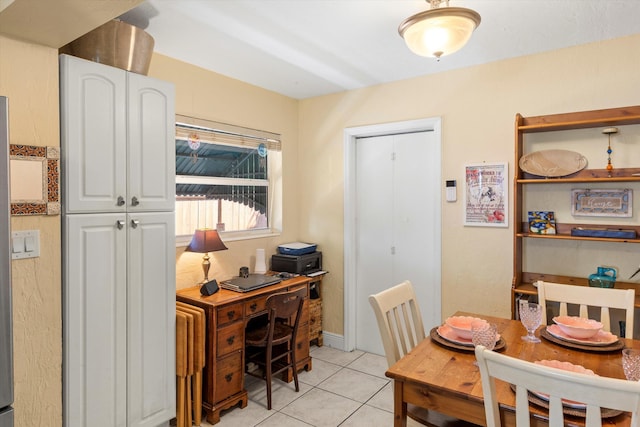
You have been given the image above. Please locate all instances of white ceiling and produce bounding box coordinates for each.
[119,0,640,100]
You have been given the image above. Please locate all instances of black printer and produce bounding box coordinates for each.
[271,251,322,275]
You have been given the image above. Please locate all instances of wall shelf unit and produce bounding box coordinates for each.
[512,105,640,321]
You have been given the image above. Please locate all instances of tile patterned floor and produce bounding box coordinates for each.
[200,345,423,427]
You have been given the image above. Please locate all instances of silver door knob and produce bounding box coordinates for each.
[116,220,125,230]
[131,219,140,229]
[131,196,140,206]
[117,196,125,206]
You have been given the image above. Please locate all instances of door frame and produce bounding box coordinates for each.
[343,117,442,352]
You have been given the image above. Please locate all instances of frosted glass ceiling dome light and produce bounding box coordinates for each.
[399,0,481,59]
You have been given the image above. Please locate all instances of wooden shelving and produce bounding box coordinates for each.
[512,105,640,318]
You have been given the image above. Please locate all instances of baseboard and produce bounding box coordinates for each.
[319,331,346,351]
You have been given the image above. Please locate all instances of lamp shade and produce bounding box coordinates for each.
[399,6,481,59]
[185,229,228,253]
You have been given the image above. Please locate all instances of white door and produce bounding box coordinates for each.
[127,212,176,427]
[355,131,441,355]
[127,73,175,212]
[64,213,127,427]
[60,54,127,214]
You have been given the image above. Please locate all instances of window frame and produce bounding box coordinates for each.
[174,116,282,247]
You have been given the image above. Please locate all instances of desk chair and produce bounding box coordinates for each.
[369,280,476,427]
[536,280,635,338]
[245,287,306,410]
[475,345,640,427]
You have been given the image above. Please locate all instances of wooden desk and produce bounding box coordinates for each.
[386,311,640,427]
[176,276,312,424]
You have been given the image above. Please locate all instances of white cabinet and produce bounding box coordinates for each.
[60,54,175,213]
[61,54,176,427]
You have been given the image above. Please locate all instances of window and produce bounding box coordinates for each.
[175,115,282,242]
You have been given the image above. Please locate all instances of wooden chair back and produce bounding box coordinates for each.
[369,280,426,368]
[536,280,635,338]
[475,345,640,427]
[245,287,306,410]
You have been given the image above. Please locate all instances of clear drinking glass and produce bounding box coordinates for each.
[519,300,542,343]
[622,349,640,381]
[471,321,498,365]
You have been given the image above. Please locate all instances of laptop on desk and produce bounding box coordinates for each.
[220,274,282,293]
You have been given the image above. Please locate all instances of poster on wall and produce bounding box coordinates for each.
[464,162,508,227]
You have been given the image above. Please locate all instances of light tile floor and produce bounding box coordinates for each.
[200,345,423,427]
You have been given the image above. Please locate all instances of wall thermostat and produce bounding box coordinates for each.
[446,180,457,202]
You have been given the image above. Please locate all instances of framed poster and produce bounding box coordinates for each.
[464,162,508,227]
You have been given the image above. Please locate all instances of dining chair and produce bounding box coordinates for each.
[475,345,640,427]
[536,280,635,338]
[369,280,476,427]
[245,287,306,410]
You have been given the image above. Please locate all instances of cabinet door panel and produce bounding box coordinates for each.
[64,214,127,427]
[127,73,175,211]
[127,212,176,427]
[60,54,127,213]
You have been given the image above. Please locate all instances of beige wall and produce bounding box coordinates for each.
[0,35,62,427]
[298,34,640,334]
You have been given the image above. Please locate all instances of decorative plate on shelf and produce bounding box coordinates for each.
[519,149,588,178]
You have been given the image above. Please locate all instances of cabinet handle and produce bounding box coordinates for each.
[225,373,233,383]
[131,196,140,206]
[227,336,235,345]
[250,303,257,312]
[227,311,235,320]
[116,220,125,230]
[297,342,302,350]
[131,219,140,229]
[117,196,125,206]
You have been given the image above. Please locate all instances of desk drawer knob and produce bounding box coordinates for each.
[227,336,235,345]
[250,303,257,312]
[227,310,235,320]
[225,373,233,383]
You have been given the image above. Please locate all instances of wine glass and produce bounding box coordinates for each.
[622,349,640,381]
[471,321,498,365]
[519,300,542,343]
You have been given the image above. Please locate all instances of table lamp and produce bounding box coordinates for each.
[185,229,228,293]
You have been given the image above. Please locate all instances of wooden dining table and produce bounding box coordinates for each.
[385,311,640,427]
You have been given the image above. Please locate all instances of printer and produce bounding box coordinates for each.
[271,251,322,275]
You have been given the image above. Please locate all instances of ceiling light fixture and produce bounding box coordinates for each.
[399,0,481,60]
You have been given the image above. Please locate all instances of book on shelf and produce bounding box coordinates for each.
[528,211,556,235]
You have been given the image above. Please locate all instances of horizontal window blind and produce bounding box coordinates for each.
[175,114,281,151]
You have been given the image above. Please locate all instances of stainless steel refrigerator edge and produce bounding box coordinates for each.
[0,96,14,427]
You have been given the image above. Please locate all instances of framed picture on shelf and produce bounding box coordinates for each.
[528,211,556,234]
[571,189,632,217]
[464,162,508,227]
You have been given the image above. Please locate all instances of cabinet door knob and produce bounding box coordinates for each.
[227,311,235,320]
[131,196,140,206]
[131,219,140,229]
[225,373,233,383]
[117,196,125,206]
[227,336,235,345]
[116,220,125,230]
[250,303,257,312]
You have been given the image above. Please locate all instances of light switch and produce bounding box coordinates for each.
[11,230,40,260]
[25,236,36,252]
[12,237,24,253]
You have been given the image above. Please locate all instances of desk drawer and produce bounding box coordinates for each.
[214,352,243,403]
[245,296,267,317]
[309,299,322,337]
[217,303,243,326]
[217,322,244,358]
[295,324,310,362]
